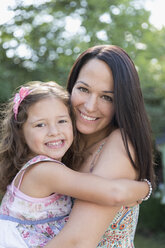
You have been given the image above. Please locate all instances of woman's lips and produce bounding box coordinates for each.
[79,111,98,121]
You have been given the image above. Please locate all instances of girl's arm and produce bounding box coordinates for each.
[26,154,149,207]
[45,129,149,248]
[44,165,149,205]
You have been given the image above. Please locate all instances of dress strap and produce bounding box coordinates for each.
[11,155,63,194]
[90,141,106,172]
[11,170,25,194]
[17,170,26,190]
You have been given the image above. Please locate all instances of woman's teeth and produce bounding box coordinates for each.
[80,113,97,121]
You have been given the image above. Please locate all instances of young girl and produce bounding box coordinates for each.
[0,81,151,247]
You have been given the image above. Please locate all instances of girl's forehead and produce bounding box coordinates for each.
[27,97,69,116]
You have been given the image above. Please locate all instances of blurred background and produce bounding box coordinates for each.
[0,0,165,246]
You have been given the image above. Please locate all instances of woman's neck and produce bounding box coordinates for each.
[80,125,112,150]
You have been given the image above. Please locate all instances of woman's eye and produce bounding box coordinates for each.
[101,95,113,102]
[36,123,45,127]
[77,87,89,93]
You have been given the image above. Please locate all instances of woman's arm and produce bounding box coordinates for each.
[45,129,147,248]
[46,200,120,248]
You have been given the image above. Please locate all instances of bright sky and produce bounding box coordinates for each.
[0,0,14,25]
[144,0,165,29]
[0,0,165,29]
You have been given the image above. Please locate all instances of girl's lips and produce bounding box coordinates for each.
[45,140,65,148]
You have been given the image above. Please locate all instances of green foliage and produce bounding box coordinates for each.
[0,0,165,136]
[135,196,165,247]
[137,196,165,233]
[135,232,165,248]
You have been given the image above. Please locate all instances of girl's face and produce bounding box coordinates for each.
[23,97,73,160]
[71,58,115,143]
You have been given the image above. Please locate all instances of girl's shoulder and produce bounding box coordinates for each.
[22,155,63,171]
[11,155,63,191]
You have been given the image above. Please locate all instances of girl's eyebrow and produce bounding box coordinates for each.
[76,80,114,94]
[29,118,45,123]
[57,115,70,118]
[30,115,70,124]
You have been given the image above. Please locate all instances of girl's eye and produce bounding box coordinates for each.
[77,87,89,93]
[36,123,45,127]
[58,119,67,124]
[101,95,113,102]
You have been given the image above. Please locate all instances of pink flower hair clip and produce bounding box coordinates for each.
[13,87,31,120]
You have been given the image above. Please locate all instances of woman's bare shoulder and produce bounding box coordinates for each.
[107,128,123,142]
[106,128,134,156]
[93,128,137,180]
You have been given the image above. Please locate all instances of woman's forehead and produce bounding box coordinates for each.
[77,59,114,91]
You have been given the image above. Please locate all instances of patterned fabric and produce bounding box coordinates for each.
[90,142,139,247]
[0,155,139,247]
[97,205,139,248]
[0,155,72,248]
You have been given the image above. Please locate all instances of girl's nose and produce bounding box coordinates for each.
[84,95,97,112]
[47,125,59,136]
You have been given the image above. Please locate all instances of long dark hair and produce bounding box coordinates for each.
[67,45,155,186]
[0,81,74,194]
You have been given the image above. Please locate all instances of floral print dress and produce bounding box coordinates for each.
[0,154,139,247]
[97,205,139,247]
[89,142,139,247]
[94,142,139,248]
[0,155,72,248]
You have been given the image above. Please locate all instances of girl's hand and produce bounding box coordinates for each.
[125,199,142,207]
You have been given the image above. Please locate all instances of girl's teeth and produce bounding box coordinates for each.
[47,141,62,146]
[80,113,97,121]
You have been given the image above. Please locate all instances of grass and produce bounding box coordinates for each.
[135,232,165,248]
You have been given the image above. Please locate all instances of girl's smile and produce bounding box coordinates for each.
[45,139,65,149]
[23,97,73,160]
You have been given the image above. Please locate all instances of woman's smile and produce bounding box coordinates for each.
[79,110,98,122]
[71,58,115,139]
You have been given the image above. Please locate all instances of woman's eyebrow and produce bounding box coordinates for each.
[76,81,114,93]
[76,81,90,87]
[102,90,114,94]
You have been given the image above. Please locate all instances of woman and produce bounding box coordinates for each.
[46,45,154,247]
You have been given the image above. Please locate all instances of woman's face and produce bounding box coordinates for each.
[71,58,115,141]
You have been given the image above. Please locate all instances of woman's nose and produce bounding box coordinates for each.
[84,95,97,112]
